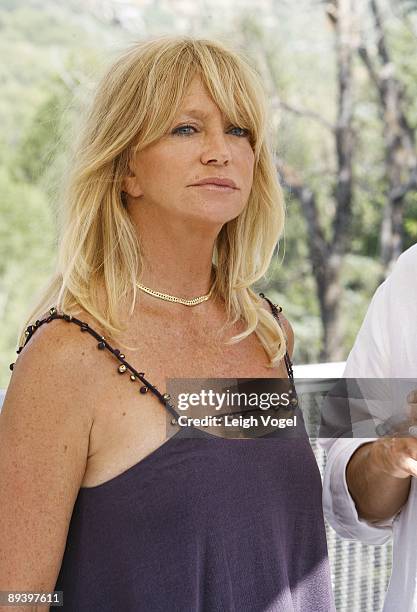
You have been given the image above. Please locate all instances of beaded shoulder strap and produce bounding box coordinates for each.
[258,292,294,381]
[10,306,180,421]
[10,298,295,418]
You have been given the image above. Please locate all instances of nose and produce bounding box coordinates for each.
[200,130,231,166]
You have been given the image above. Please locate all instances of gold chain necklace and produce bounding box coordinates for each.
[136,281,215,306]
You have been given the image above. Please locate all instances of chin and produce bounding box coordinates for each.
[183,211,239,231]
[193,201,245,221]
[200,207,243,222]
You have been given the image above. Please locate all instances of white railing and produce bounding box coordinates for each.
[291,363,391,610]
[293,361,346,378]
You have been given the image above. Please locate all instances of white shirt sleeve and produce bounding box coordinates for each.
[322,437,394,544]
[321,278,395,544]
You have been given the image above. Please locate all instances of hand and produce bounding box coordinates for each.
[370,390,417,479]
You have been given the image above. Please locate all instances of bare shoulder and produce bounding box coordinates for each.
[259,298,294,358]
[0,308,102,591]
[5,307,96,429]
[7,307,105,426]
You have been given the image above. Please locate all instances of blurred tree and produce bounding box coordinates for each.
[358,0,417,273]
[242,0,417,361]
[274,0,358,361]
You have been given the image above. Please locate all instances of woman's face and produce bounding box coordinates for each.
[124,75,255,229]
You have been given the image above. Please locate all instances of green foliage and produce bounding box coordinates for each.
[404,192,417,248]
[341,254,383,350]
[14,84,66,184]
[0,0,115,388]
[0,166,56,387]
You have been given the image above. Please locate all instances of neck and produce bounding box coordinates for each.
[131,207,220,301]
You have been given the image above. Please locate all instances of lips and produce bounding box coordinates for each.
[190,177,238,189]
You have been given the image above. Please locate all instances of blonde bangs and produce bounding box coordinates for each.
[122,38,264,158]
[192,41,265,159]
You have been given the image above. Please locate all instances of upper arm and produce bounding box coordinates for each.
[0,320,94,592]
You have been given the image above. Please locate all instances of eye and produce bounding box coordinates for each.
[171,124,197,136]
[171,124,251,138]
[228,126,250,138]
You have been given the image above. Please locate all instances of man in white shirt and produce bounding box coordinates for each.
[321,243,417,612]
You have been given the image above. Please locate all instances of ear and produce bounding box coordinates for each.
[122,161,143,198]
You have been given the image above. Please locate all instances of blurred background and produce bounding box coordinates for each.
[1,0,417,382]
[1,1,417,608]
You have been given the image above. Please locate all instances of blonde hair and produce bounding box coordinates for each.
[19,35,287,366]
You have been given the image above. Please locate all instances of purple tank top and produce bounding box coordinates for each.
[17,295,334,611]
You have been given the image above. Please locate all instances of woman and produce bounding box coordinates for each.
[0,36,334,611]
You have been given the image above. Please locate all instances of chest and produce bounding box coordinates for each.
[81,318,288,488]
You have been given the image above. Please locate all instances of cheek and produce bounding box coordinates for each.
[150,149,192,183]
[135,153,178,192]
[239,150,255,190]
[236,142,254,167]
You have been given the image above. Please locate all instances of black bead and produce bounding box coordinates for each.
[97,341,106,350]
[140,385,148,394]
[80,325,88,332]
[9,363,14,370]
[114,349,120,356]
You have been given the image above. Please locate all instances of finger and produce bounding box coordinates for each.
[389,413,417,436]
[402,456,417,479]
